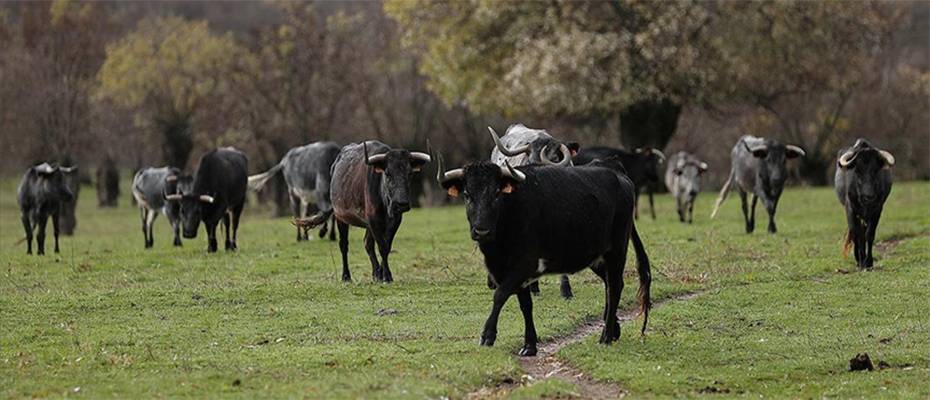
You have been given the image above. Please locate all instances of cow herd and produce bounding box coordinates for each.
[15,125,896,356]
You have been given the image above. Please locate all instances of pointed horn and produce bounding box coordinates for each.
[699,162,708,171]
[441,168,464,183]
[409,152,431,163]
[198,195,215,203]
[838,150,857,167]
[502,160,526,182]
[651,149,666,163]
[165,175,178,182]
[489,126,530,157]
[365,142,386,165]
[786,145,806,157]
[165,194,182,201]
[878,150,895,166]
[59,166,76,173]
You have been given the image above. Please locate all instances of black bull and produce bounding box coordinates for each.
[440,160,651,356]
[835,139,894,269]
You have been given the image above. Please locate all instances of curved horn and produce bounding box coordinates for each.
[165,194,182,201]
[59,166,76,173]
[489,126,530,157]
[785,145,806,157]
[838,150,857,167]
[878,150,895,166]
[441,168,464,183]
[698,162,709,171]
[198,195,215,203]
[651,149,666,163]
[501,160,526,182]
[165,175,178,182]
[35,163,56,174]
[744,141,767,154]
[364,142,387,165]
[540,144,572,167]
[409,152,431,163]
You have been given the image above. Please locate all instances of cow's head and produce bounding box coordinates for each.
[32,163,75,202]
[489,126,577,166]
[838,139,894,205]
[164,175,211,238]
[744,139,804,199]
[364,142,430,216]
[440,160,526,243]
[672,157,708,200]
[634,148,666,183]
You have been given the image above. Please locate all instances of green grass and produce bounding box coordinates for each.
[1,177,928,398]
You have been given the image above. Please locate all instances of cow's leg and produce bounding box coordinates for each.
[145,209,157,248]
[363,229,382,281]
[291,194,303,242]
[52,211,61,254]
[329,214,337,241]
[687,199,695,224]
[318,218,328,239]
[375,216,403,283]
[486,275,497,289]
[171,217,182,247]
[750,194,759,234]
[765,199,778,234]
[739,191,752,233]
[600,245,627,344]
[516,288,538,356]
[648,189,656,220]
[205,220,218,253]
[560,274,573,299]
[36,212,48,255]
[529,280,540,296]
[21,213,33,255]
[230,204,243,250]
[633,188,641,220]
[865,212,882,268]
[223,212,233,251]
[337,221,351,282]
[480,274,527,347]
[140,207,148,246]
[676,195,685,222]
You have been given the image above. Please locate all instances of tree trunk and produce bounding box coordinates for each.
[618,98,682,150]
[162,122,193,169]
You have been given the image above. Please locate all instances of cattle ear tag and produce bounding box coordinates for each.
[501,183,514,194]
[447,186,460,198]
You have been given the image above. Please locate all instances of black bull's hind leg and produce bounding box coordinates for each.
[337,221,351,282]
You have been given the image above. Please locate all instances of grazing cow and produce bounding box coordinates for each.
[59,166,80,235]
[248,141,341,242]
[96,157,120,208]
[489,124,578,167]
[166,147,248,252]
[711,135,805,233]
[488,124,577,298]
[439,159,651,356]
[834,139,894,269]
[664,152,708,224]
[17,163,76,255]
[573,146,666,220]
[132,167,183,248]
[296,141,431,282]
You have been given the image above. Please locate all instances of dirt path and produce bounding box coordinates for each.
[467,291,704,399]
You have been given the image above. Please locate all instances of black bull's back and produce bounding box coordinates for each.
[485,164,636,274]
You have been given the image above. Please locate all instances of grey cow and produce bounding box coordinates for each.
[132,167,183,248]
[488,124,577,299]
[711,135,805,233]
[248,142,341,241]
[664,151,708,224]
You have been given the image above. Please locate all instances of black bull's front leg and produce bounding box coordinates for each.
[481,267,538,356]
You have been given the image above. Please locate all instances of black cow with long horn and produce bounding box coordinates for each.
[834,138,894,269]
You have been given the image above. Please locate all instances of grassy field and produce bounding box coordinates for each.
[1,176,928,399]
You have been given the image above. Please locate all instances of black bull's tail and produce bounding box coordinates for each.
[630,223,652,335]
[293,209,334,232]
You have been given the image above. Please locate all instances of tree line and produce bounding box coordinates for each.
[1,1,926,212]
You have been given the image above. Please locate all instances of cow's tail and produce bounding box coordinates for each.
[294,209,334,231]
[247,161,284,191]
[630,223,652,335]
[710,169,735,218]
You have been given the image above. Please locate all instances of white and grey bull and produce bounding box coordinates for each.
[132,167,183,248]
[488,124,577,299]
[711,135,805,233]
[835,139,894,269]
[248,142,341,241]
[664,152,708,224]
